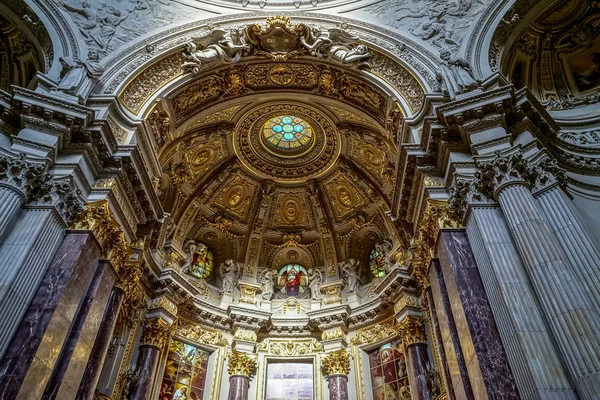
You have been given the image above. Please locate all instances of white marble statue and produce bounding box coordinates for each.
[437,48,479,99]
[219,259,242,294]
[259,268,277,301]
[340,259,361,293]
[183,29,250,74]
[54,50,104,102]
[300,27,371,68]
[307,268,323,301]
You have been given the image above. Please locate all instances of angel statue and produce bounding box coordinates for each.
[259,268,277,301]
[340,259,361,293]
[219,259,242,294]
[307,268,323,301]
[437,48,479,99]
[182,29,250,74]
[300,27,371,68]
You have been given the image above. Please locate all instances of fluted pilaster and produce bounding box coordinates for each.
[498,183,600,398]
[0,186,24,240]
[467,206,576,399]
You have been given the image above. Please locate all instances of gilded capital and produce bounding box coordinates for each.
[227,350,257,377]
[114,261,143,296]
[322,350,351,377]
[398,315,426,346]
[141,318,174,349]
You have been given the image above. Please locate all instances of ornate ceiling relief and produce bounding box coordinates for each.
[323,172,367,221]
[212,173,259,222]
[271,190,312,229]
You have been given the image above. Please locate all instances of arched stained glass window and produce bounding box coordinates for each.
[262,115,313,150]
[369,247,387,278]
[184,242,214,280]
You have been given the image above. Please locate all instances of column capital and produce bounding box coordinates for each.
[227,350,257,378]
[322,350,351,377]
[397,315,427,347]
[140,318,174,349]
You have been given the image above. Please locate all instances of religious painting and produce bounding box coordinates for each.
[183,242,214,280]
[277,263,309,297]
[569,43,600,92]
[368,339,410,400]
[265,362,314,400]
[159,340,210,400]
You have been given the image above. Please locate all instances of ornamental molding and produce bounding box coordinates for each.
[227,350,257,377]
[177,322,228,347]
[322,349,351,376]
[350,317,398,346]
[257,337,324,356]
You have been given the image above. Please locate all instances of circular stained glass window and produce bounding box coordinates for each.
[262,115,313,150]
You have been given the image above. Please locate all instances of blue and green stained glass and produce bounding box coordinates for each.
[263,116,313,150]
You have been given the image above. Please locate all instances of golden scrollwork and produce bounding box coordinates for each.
[141,318,174,349]
[350,317,399,346]
[234,328,258,342]
[177,322,228,346]
[213,173,257,221]
[227,350,257,377]
[256,338,323,356]
[322,327,346,341]
[238,283,259,305]
[322,284,343,305]
[323,173,366,220]
[398,315,427,346]
[322,350,351,377]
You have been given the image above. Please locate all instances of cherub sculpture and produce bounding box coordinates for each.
[307,268,323,301]
[183,29,250,73]
[219,259,242,294]
[437,48,479,99]
[300,27,371,68]
[259,268,277,301]
[340,259,361,293]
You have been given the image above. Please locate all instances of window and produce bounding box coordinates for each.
[369,247,388,278]
[159,340,210,400]
[276,263,309,297]
[184,243,214,280]
[265,362,313,400]
[262,115,313,150]
[367,339,409,400]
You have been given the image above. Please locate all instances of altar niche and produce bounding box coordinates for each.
[275,263,309,298]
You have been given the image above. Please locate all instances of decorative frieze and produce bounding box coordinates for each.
[322,350,351,377]
[257,338,323,356]
[177,322,228,347]
[227,350,257,377]
[350,318,398,346]
[322,327,346,341]
[234,328,258,343]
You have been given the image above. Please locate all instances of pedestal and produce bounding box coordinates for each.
[129,345,161,400]
[75,286,125,400]
[345,292,359,307]
[327,375,348,400]
[220,292,234,307]
[228,375,249,400]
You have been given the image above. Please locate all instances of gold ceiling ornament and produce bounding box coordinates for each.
[322,350,351,377]
[323,173,367,221]
[194,104,242,126]
[234,328,258,342]
[245,16,310,59]
[141,318,175,349]
[177,322,228,346]
[273,191,310,229]
[350,317,399,346]
[257,338,324,356]
[282,233,302,247]
[397,315,427,346]
[212,173,258,222]
[227,350,257,377]
[411,199,462,288]
[234,103,341,182]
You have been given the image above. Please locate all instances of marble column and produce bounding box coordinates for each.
[322,350,350,400]
[0,231,100,399]
[129,318,172,400]
[428,259,474,400]
[0,185,24,240]
[75,286,125,400]
[466,206,576,399]
[537,186,600,314]
[397,316,432,400]
[436,230,519,399]
[227,350,256,400]
[497,183,600,397]
[0,208,65,360]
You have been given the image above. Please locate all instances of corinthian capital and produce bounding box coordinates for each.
[140,318,174,349]
[398,315,426,346]
[322,350,351,377]
[227,350,257,377]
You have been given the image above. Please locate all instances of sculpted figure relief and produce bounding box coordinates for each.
[219,259,242,294]
[340,259,361,293]
[54,50,104,102]
[301,27,371,68]
[260,268,277,301]
[307,268,323,301]
[437,48,479,99]
[183,29,250,74]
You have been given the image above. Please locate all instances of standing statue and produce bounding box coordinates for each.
[300,27,371,68]
[340,259,361,293]
[183,29,250,74]
[259,268,277,301]
[219,259,242,294]
[54,50,104,102]
[307,268,323,301]
[437,48,479,99]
